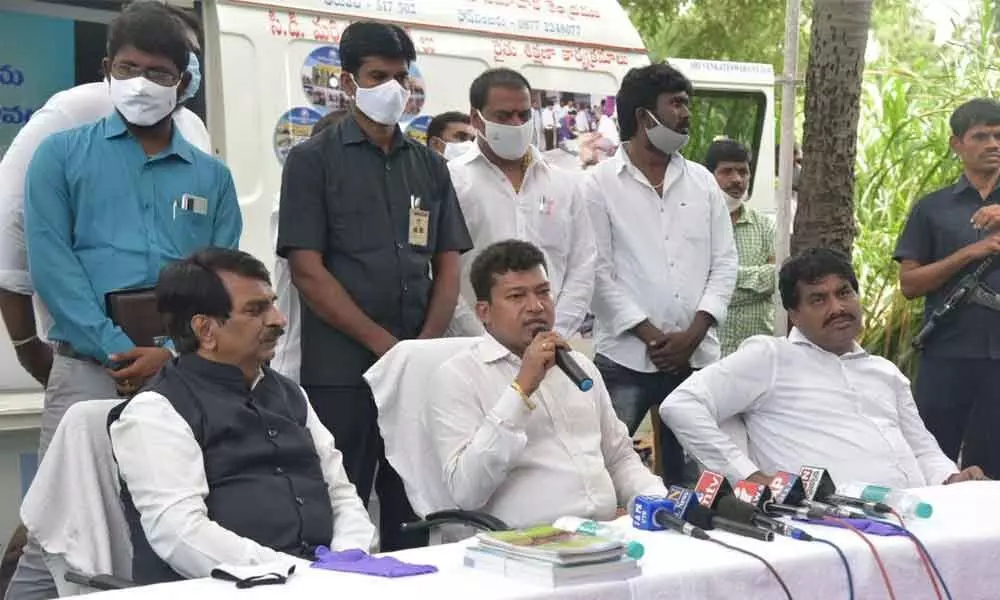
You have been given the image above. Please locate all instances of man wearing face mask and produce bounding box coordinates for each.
[426,111,476,160]
[582,63,737,485]
[8,5,240,600]
[0,1,208,392]
[447,68,596,339]
[704,139,775,356]
[277,21,472,551]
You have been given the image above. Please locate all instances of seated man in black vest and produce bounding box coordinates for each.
[109,248,376,584]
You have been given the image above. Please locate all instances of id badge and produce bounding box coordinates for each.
[408,194,429,247]
[409,208,430,247]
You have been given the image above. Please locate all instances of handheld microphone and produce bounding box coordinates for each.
[719,496,811,541]
[764,503,827,520]
[672,486,773,541]
[733,479,773,510]
[826,493,892,516]
[768,471,807,506]
[798,466,866,518]
[631,495,709,539]
[554,346,593,391]
[694,470,733,509]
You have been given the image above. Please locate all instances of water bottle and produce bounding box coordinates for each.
[552,516,645,559]
[837,482,933,519]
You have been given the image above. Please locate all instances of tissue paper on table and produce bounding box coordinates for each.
[310,547,438,578]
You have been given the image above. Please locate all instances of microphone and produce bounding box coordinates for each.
[693,470,733,509]
[764,502,827,520]
[798,466,866,518]
[631,495,709,539]
[671,486,773,541]
[732,479,773,510]
[825,493,892,516]
[718,496,812,541]
[554,346,593,391]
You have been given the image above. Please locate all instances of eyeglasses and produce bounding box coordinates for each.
[110,62,180,87]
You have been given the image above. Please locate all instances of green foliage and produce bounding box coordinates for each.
[854,0,1000,376]
[624,0,1000,374]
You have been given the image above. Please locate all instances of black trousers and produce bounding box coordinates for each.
[594,355,692,486]
[304,384,428,551]
[915,355,1000,479]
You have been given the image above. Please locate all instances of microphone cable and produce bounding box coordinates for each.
[825,517,896,600]
[884,510,952,600]
[703,537,794,600]
[811,536,854,600]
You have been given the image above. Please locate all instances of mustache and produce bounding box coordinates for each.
[263,327,285,341]
[823,313,855,327]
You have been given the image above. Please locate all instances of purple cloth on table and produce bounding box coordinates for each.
[310,547,438,578]
[792,517,907,536]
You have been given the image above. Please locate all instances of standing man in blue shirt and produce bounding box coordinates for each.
[23,1,241,447]
[11,6,242,598]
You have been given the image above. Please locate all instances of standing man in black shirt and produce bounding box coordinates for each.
[276,21,473,550]
[894,98,1000,479]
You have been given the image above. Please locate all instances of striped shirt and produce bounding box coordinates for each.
[720,206,776,356]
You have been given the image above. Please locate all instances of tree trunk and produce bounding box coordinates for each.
[791,0,872,258]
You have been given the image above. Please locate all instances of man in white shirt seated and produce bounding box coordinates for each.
[426,240,666,528]
[659,247,988,488]
[448,68,596,340]
[109,248,375,584]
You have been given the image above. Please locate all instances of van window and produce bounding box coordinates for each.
[685,89,767,187]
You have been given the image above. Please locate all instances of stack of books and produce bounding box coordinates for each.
[463,526,641,588]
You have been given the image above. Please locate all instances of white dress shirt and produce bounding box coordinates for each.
[109,383,375,579]
[425,334,666,528]
[269,196,301,382]
[659,328,959,488]
[541,107,557,130]
[597,115,620,147]
[447,144,596,338]
[583,146,738,371]
[0,82,210,333]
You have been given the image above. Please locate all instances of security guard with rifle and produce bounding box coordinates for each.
[895,98,1000,481]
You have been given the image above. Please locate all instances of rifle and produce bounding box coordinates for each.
[912,255,996,349]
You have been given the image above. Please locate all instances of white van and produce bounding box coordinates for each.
[0,0,774,538]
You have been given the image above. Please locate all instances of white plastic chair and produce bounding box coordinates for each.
[364,338,509,543]
[20,399,135,596]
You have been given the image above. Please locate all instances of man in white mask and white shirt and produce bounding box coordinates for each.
[582,63,737,485]
[448,68,596,339]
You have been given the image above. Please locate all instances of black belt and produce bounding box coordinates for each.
[53,341,103,365]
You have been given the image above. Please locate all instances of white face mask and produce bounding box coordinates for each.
[443,140,476,161]
[644,109,689,155]
[108,76,178,127]
[726,190,749,213]
[352,75,410,125]
[477,110,533,161]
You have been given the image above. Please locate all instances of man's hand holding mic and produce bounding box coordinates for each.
[515,331,568,397]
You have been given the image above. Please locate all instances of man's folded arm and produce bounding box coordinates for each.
[658,337,776,482]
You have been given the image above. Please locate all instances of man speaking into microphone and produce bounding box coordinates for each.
[425,240,665,528]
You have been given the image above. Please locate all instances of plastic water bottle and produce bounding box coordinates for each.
[836,482,933,519]
[552,516,645,559]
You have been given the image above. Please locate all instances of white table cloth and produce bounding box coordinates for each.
[80,482,1000,600]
